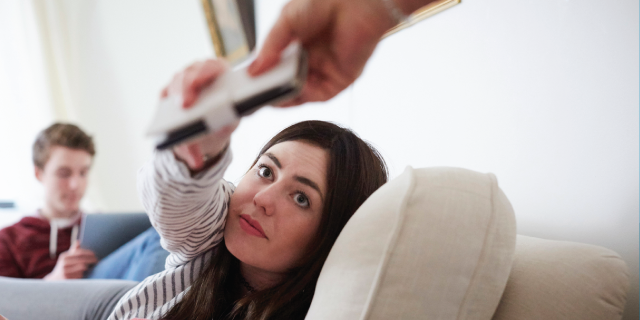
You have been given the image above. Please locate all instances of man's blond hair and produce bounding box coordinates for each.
[32,123,95,169]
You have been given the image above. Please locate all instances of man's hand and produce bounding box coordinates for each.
[249,0,436,106]
[44,242,97,280]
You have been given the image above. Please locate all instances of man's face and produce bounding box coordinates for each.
[35,146,92,219]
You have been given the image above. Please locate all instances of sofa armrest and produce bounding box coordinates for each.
[492,235,630,320]
[0,276,137,320]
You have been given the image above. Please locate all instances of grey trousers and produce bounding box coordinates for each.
[0,277,137,320]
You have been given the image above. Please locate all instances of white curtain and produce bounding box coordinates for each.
[30,0,84,121]
[0,0,52,217]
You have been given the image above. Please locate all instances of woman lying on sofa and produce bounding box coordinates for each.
[107,58,388,320]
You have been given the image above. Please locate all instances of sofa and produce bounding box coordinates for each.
[0,167,629,320]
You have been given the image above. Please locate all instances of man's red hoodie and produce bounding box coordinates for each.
[0,215,79,278]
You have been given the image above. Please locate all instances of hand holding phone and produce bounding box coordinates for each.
[146,42,307,150]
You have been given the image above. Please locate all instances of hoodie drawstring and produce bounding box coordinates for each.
[49,220,80,259]
[49,220,58,259]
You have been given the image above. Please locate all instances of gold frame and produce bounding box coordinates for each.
[201,0,251,63]
[201,0,460,59]
[384,0,461,38]
[202,0,225,58]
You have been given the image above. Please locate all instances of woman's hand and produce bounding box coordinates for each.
[171,123,237,171]
[161,59,240,171]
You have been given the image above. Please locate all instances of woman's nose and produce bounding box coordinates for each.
[253,185,277,216]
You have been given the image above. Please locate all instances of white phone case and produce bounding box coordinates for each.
[146,42,307,149]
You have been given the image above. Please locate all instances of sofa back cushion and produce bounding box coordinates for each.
[305,166,517,320]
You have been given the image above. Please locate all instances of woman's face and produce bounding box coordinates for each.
[225,140,328,274]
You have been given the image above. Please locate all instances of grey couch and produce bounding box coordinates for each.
[0,213,151,320]
[0,169,630,320]
[0,277,137,320]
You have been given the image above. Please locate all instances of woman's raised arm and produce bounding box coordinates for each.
[138,59,239,267]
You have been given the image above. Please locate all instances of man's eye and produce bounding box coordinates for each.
[56,170,71,178]
[293,193,309,208]
[258,166,272,179]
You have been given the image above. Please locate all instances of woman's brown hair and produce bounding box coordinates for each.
[161,120,388,320]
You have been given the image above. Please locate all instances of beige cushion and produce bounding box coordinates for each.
[306,166,517,320]
[492,235,630,320]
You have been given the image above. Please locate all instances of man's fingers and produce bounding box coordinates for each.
[276,74,342,106]
[250,0,336,77]
[62,258,95,279]
[69,247,95,257]
[81,251,98,264]
[276,96,304,108]
[249,0,321,75]
[249,14,295,76]
[69,241,81,253]
[64,263,88,273]
[63,266,87,279]
[64,256,98,266]
[66,249,98,263]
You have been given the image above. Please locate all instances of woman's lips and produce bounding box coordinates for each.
[239,214,267,239]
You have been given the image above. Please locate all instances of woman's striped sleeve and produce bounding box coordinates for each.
[137,149,235,267]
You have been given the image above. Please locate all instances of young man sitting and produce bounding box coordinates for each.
[0,123,169,281]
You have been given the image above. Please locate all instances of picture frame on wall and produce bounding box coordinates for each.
[384,0,461,38]
[201,0,256,65]
[200,0,459,63]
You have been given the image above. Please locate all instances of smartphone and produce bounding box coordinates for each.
[146,42,307,150]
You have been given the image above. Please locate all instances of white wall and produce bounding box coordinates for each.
[51,0,217,212]
[352,1,638,318]
[5,0,637,318]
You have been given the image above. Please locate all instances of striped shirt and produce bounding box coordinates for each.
[107,149,235,320]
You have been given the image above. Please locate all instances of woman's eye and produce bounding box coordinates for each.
[258,166,272,179]
[293,193,310,208]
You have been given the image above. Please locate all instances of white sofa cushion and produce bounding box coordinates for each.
[306,166,517,320]
[492,235,630,320]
